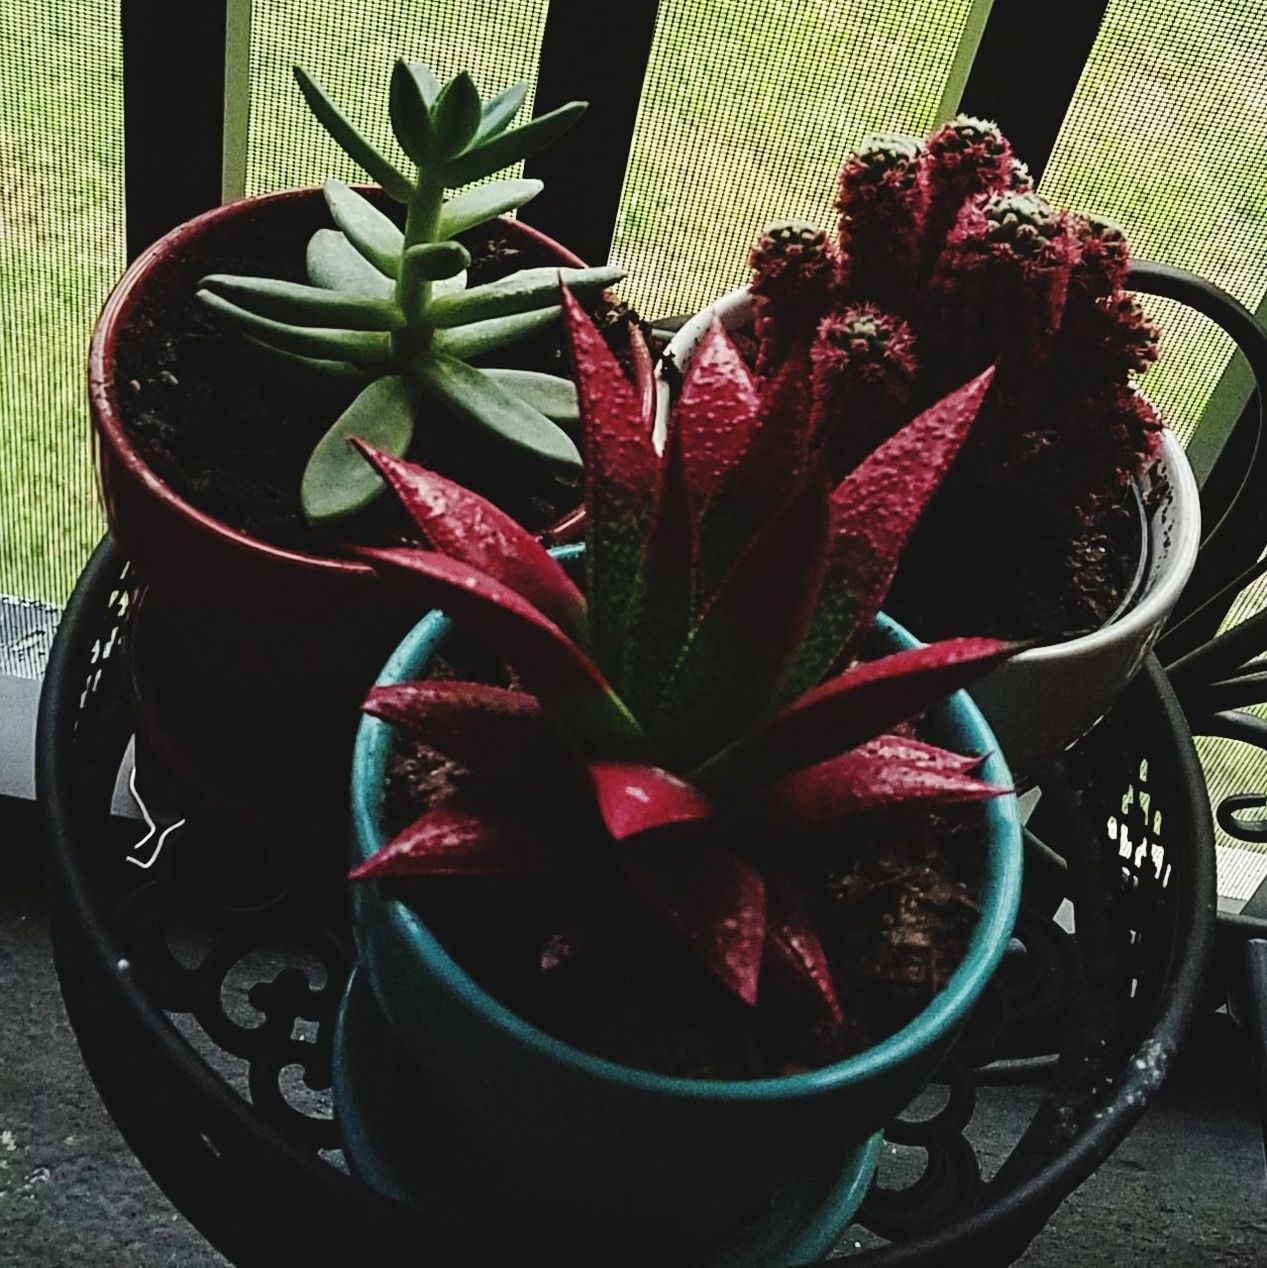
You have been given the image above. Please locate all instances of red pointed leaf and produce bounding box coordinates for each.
[783,367,995,697]
[759,736,1008,831]
[363,680,586,797]
[354,547,648,758]
[588,761,715,842]
[561,286,657,677]
[672,319,760,509]
[629,321,657,438]
[349,802,558,879]
[621,844,767,1006]
[698,339,816,594]
[649,464,831,769]
[763,873,842,1025]
[695,637,1011,792]
[352,439,587,639]
[618,418,698,717]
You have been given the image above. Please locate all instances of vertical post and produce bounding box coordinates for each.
[522,0,659,266]
[953,0,1109,182]
[221,0,254,204]
[121,0,229,260]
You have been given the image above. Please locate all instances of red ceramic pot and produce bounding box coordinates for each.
[90,188,587,830]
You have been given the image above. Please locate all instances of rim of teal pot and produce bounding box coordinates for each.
[350,544,1023,1102]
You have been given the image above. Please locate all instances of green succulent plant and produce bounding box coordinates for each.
[196,60,623,524]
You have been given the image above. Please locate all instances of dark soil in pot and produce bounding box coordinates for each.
[370,643,988,1081]
[112,193,642,552]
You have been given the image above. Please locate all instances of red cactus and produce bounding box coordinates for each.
[810,304,919,479]
[350,293,1015,1024]
[835,133,928,313]
[920,115,1014,266]
[748,219,837,374]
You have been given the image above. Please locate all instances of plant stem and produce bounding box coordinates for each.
[396,171,447,360]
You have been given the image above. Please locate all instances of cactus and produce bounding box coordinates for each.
[748,219,836,373]
[196,59,622,524]
[743,118,1162,638]
[349,288,1015,1025]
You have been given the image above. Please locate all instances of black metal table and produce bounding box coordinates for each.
[36,536,1216,1266]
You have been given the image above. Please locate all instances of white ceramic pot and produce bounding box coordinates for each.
[657,287,1202,775]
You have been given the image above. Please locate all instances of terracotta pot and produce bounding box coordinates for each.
[658,287,1202,776]
[90,188,587,827]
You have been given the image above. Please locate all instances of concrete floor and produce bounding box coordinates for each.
[2,829,1263,1267]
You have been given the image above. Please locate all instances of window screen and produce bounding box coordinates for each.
[611,0,980,321]
[1039,0,1267,891]
[0,1,122,621]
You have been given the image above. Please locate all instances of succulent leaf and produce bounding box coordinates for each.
[428,266,624,328]
[323,180,405,277]
[403,60,441,107]
[480,369,579,423]
[445,101,587,186]
[389,57,434,164]
[620,844,766,1006]
[293,66,414,202]
[560,288,658,680]
[785,366,995,697]
[670,319,760,510]
[196,290,393,365]
[350,440,587,636]
[352,547,649,757]
[473,81,529,143]
[763,874,842,1025]
[301,376,416,523]
[306,229,394,298]
[198,274,405,331]
[650,465,830,770]
[401,240,471,282]
[437,178,543,238]
[695,637,1012,793]
[432,307,563,359]
[431,72,483,159]
[239,336,368,384]
[414,352,581,472]
[588,762,715,841]
[758,735,1005,830]
[363,681,585,797]
[350,801,558,879]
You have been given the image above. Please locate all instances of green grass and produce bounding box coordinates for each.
[4,0,1267,621]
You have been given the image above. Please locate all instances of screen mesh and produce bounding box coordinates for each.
[1040,0,1267,446]
[244,0,550,196]
[0,1,121,610]
[1038,0,1267,891]
[611,0,978,321]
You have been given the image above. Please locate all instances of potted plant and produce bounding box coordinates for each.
[341,289,1024,1261]
[658,117,1200,774]
[89,56,648,827]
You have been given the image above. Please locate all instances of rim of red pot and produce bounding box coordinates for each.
[88,186,587,579]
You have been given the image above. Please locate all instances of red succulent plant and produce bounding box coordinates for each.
[348,287,1015,1023]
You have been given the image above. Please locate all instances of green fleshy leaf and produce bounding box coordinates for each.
[404,60,441,107]
[240,336,369,384]
[199,274,404,330]
[197,291,393,365]
[292,67,413,202]
[415,352,581,473]
[473,82,528,143]
[428,266,623,328]
[306,229,394,298]
[324,180,404,277]
[480,369,578,423]
[445,101,586,186]
[301,376,417,523]
[389,58,433,164]
[401,241,471,282]
[432,307,561,359]
[431,72,482,161]
[436,178,543,238]
[432,269,468,299]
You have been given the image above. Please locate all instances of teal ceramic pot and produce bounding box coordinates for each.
[347,547,1023,1260]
